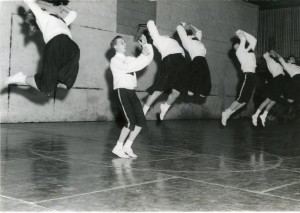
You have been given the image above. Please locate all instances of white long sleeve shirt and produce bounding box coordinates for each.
[176,25,206,59]
[24,0,77,43]
[264,53,284,77]
[279,58,300,78]
[147,20,184,59]
[110,44,154,90]
[236,36,256,73]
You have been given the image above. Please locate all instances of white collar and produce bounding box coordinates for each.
[116,52,126,59]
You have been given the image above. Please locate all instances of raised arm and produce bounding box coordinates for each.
[176,25,189,49]
[236,30,246,48]
[61,6,77,26]
[237,30,257,50]
[263,52,282,71]
[190,24,202,41]
[269,50,290,71]
[23,0,45,19]
[147,20,160,42]
[278,58,291,72]
[111,45,154,74]
[263,52,273,62]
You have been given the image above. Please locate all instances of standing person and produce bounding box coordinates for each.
[110,35,153,158]
[252,52,285,127]
[270,51,300,104]
[5,0,80,97]
[143,20,189,120]
[176,22,211,98]
[221,30,257,126]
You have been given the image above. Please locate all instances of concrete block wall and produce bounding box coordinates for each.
[0,0,120,123]
[0,0,258,123]
[117,0,156,36]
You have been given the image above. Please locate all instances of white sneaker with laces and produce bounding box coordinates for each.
[221,110,229,126]
[5,72,26,85]
[260,115,266,127]
[123,147,137,158]
[112,146,130,158]
[252,115,258,126]
[160,103,170,120]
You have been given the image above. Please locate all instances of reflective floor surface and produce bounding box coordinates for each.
[1,120,300,211]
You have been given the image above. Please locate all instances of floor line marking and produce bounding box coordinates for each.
[262,181,300,193]
[282,156,300,159]
[278,168,300,174]
[176,177,300,202]
[30,147,283,174]
[0,195,56,211]
[28,146,97,166]
[35,177,177,204]
[28,141,283,174]
[3,126,103,143]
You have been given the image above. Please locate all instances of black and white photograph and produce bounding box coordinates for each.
[0,0,300,211]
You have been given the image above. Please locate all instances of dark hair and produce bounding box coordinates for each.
[288,55,296,64]
[288,55,296,60]
[25,9,40,32]
[110,35,123,49]
[140,29,153,44]
[231,38,254,52]
[185,28,193,36]
[43,0,69,6]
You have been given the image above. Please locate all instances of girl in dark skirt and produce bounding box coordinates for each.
[177,23,211,98]
[270,52,300,104]
[5,0,80,96]
[252,52,285,127]
[143,20,189,120]
[151,53,188,93]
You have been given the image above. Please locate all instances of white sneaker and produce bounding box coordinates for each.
[260,115,266,127]
[112,147,130,158]
[221,110,229,126]
[252,115,258,126]
[188,91,194,96]
[160,103,170,120]
[57,83,67,89]
[5,72,26,85]
[123,147,137,158]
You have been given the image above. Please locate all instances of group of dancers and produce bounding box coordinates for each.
[4,0,300,159]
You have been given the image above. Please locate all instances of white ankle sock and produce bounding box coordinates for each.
[260,111,268,127]
[143,105,150,115]
[254,109,261,117]
[123,140,133,149]
[115,141,124,149]
[226,108,233,117]
[261,111,268,118]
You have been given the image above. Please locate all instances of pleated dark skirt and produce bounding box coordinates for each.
[150,53,189,94]
[284,74,300,102]
[35,34,80,95]
[188,56,211,96]
[265,74,285,101]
